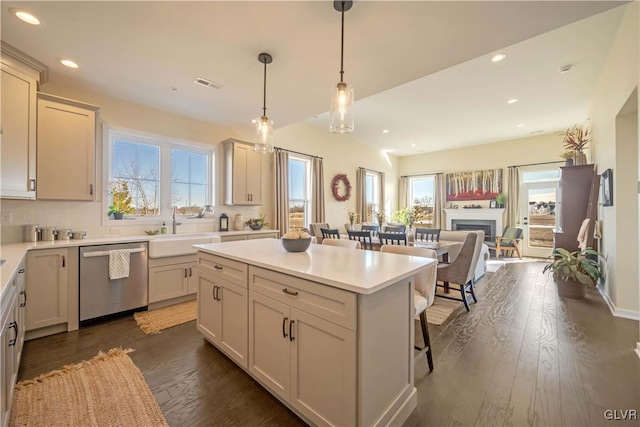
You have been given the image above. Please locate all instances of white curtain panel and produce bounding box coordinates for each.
[507,166,520,228]
[356,168,367,223]
[398,176,409,209]
[311,157,325,223]
[273,149,290,236]
[434,173,445,229]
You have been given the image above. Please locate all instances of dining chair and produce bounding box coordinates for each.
[361,224,380,236]
[347,230,373,250]
[378,231,407,246]
[320,228,340,240]
[380,245,437,371]
[383,225,406,233]
[435,232,478,311]
[415,227,441,242]
[309,222,330,243]
[322,239,361,249]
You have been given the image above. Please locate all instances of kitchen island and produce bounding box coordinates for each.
[194,238,435,427]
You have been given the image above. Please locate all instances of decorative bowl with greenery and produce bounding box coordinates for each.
[107,180,134,219]
[245,214,269,230]
[543,247,605,298]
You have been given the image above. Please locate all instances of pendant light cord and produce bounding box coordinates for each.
[263,60,267,117]
[339,1,345,83]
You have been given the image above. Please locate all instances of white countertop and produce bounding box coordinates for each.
[195,239,435,295]
[0,229,279,297]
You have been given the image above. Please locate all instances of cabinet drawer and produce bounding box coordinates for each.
[249,266,356,330]
[197,253,248,288]
[220,235,247,242]
[246,232,278,240]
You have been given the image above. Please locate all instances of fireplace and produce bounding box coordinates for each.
[444,208,505,237]
[452,220,494,240]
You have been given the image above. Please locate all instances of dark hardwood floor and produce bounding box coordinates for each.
[18,261,639,426]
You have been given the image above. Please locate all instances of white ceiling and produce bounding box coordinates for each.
[1,1,628,156]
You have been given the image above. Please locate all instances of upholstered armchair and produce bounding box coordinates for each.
[486,227,523,259]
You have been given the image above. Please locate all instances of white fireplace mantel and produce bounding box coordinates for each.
[444,208,505,236]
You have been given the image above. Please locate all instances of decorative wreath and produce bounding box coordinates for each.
[331,173,352,202]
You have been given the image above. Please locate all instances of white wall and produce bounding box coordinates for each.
[590,2,639,318]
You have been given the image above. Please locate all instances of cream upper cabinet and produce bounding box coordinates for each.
[36,93,99,200]
[0,64,37,199]
[223,139,263,205]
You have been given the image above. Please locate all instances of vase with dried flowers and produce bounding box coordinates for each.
[372,210,386,228]
[346,209,358,229]
[561,125,590,166]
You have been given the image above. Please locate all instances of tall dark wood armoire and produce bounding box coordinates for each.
[553,164,600,252]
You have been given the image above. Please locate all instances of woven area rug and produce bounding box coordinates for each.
[134,299,196,335]
[9,348,168,427]
[427,297,462,325]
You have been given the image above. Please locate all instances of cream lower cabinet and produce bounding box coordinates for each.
[248,291,356,426]
[1,261,26,426]
[149,255,197,303]
[25,248,68,331]
[219,231,278,242]
[197,271,248,368]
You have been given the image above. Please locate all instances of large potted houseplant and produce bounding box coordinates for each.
[107,180,134,219]
[543,247,604,299]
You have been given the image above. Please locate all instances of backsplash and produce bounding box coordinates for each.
[0,199,262,244]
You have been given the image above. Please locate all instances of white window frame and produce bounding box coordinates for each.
[409,174,436,226]
[103,125,214,226]
[288,155,312,229]
[365,171,380,221]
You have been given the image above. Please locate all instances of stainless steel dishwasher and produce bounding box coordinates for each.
[79,242,148,322]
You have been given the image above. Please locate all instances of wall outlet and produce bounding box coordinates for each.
[1,212,12,224]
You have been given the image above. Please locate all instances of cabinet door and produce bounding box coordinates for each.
[248,291,291,401]
[197,273,220,344]
[246,149,262,204]
[149,264,187,303]
[25,248,68,330]
[1,313,15,427]
[218,282,248,368]
[186,262,198,295]
[290,308,356,426]
[232,144,250,204]
[36,97,96,200]
[246,232,277,240]
[0,65,36,199]
[15,266,26,366]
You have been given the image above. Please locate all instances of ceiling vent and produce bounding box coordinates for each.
[194,77,222,90]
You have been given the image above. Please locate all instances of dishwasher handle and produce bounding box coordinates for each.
[82,247,146,258]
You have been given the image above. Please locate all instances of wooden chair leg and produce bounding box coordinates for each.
[514,243,522,259]
[495,241,501,259]
[419,311,434,371]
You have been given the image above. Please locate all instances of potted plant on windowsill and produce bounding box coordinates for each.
[245,214,269,230]
[107,180,134,219]
[543,247,605,299]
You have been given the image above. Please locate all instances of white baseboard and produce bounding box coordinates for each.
[596,285,640,321]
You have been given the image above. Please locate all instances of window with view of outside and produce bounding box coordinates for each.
[108,128,213,220]
[172,149,208,215]
[288,157,311,229]
[112,140,160,216]
[410,176,435,226]
[365,172,379,222]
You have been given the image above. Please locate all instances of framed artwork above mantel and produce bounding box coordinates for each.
[445,168,503,201]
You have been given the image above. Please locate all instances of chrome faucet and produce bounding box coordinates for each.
[172,206,182,234]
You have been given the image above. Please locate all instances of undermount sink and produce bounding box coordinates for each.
[149,233,215,258]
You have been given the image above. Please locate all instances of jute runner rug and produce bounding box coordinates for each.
[9,348,168,427]
[134,299,196,335]
[427,297,462,326]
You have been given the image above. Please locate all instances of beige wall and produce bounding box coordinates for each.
[590,2,639,317]
[265,122,399,230]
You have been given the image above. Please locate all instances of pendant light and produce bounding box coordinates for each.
[329,1,354,134]
[255,52,274,153]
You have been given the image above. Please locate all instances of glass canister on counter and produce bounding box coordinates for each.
[40,227,57,241]
[71,231,87,240]
[57,228,72,241]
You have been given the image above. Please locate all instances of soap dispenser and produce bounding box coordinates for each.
[160,221,167,234]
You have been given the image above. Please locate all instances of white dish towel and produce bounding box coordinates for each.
[109,249,130,280]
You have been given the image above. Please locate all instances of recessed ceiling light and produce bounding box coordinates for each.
[491,53,506,62]
[507,98,518,104]
[60,59,78,68]
[517,123,525,128]
[411,144,416,147]
[11,9,40,25]
[382,129,389,134]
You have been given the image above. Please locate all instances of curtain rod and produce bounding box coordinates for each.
[400,172,443,178]
[359,166,384,175]
[508,160,563,168]
[274,147,322,159]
